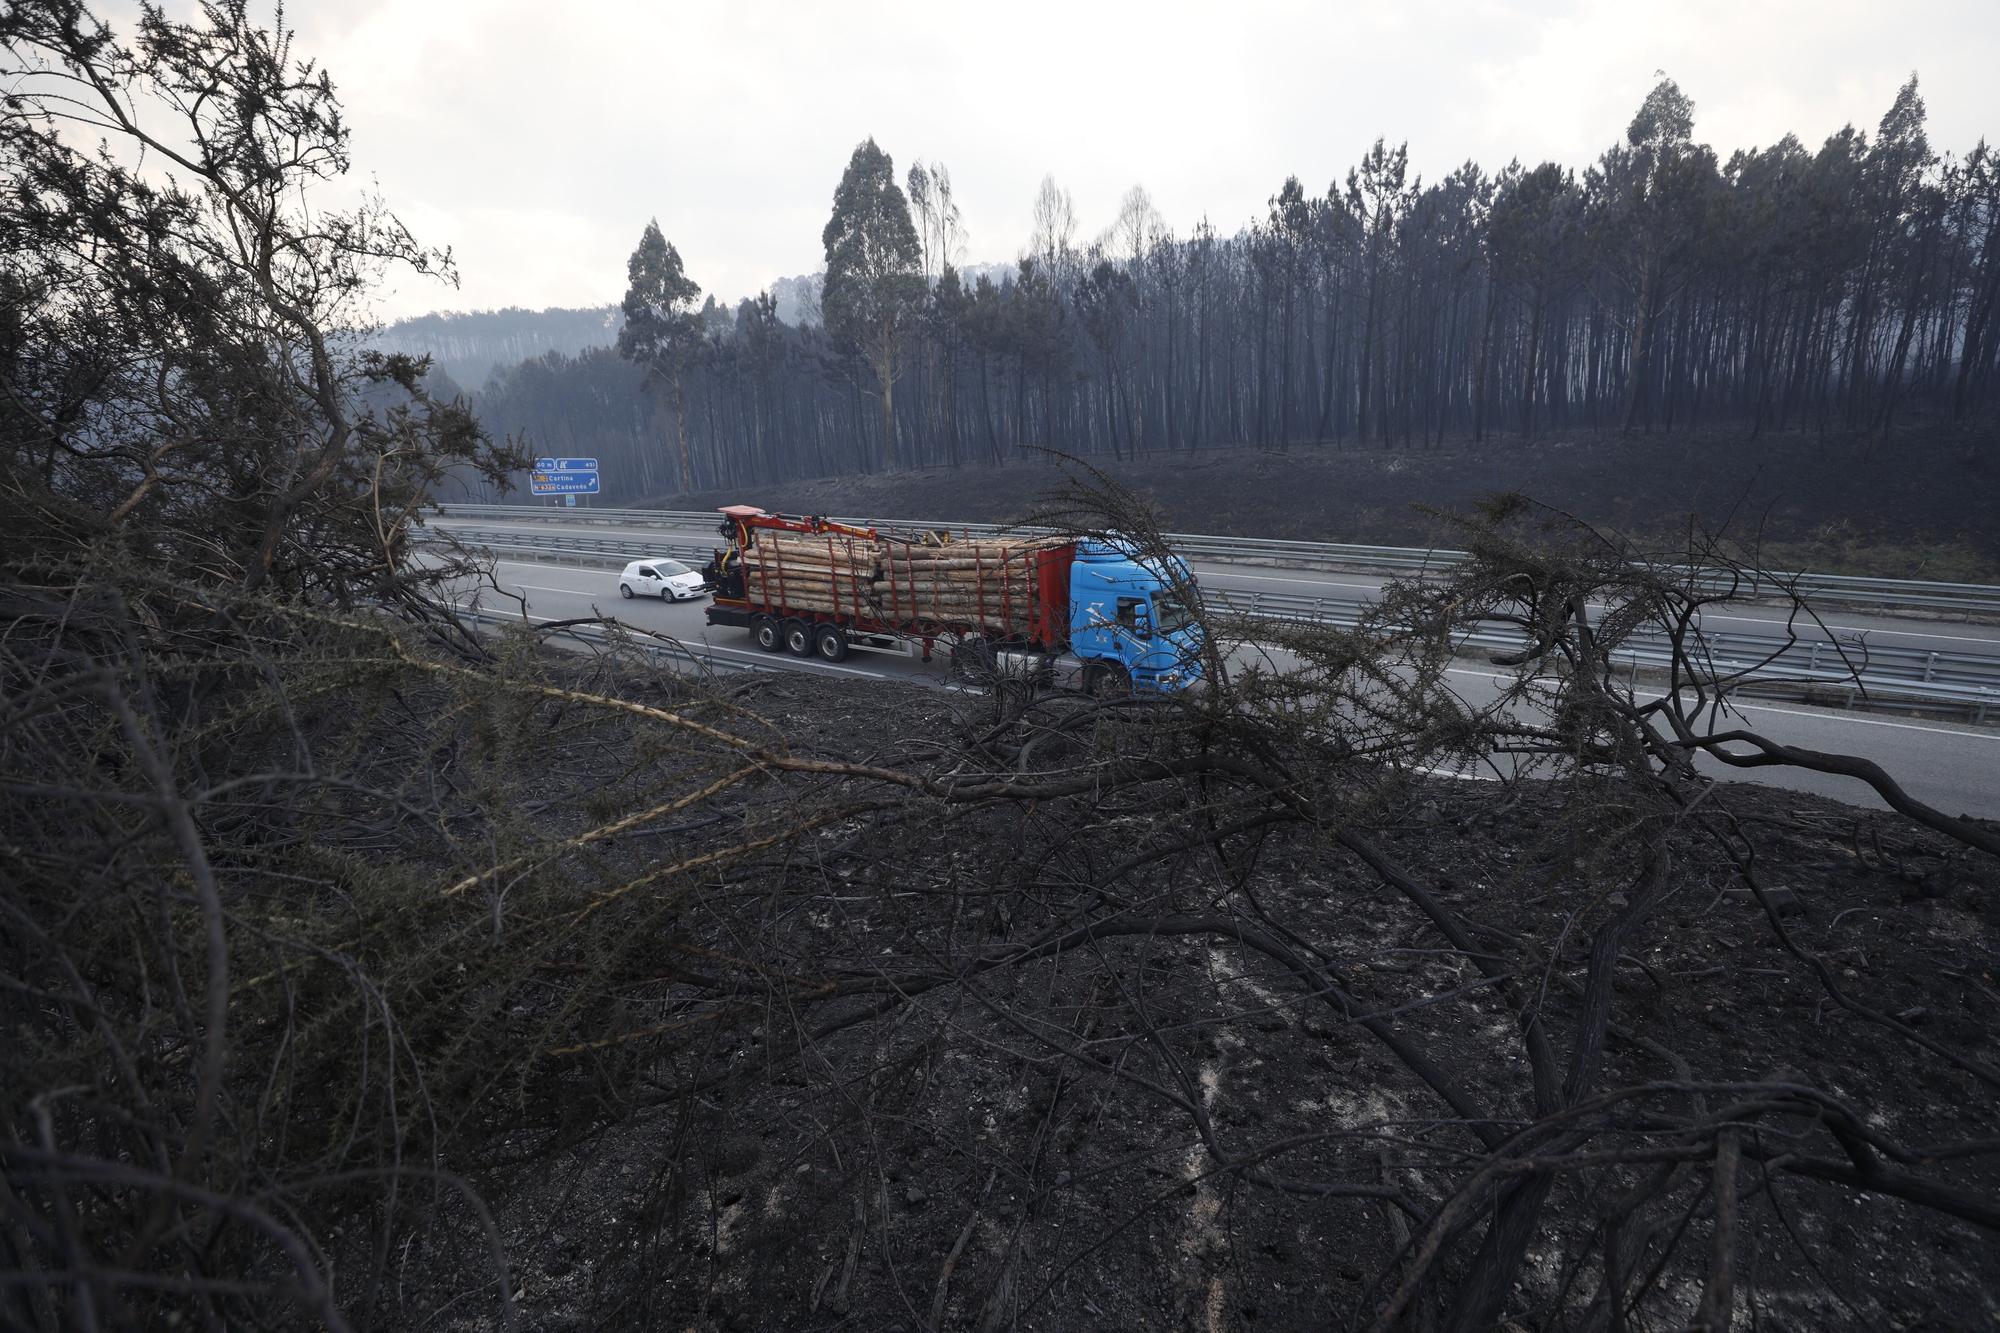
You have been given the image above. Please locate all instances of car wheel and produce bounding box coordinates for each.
[661,585,673,600]
[814,625,849,662]
[783,619,814,656]
[752,615,783,652]
[619,584,633,599]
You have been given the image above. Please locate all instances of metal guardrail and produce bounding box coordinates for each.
[432,503,2000,618]
[424,528,1997,721]
[426,528,717,567]
[1205,588,1997,722]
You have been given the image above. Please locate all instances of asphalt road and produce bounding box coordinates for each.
[447,554,2000,822]
[427,515,2000,659]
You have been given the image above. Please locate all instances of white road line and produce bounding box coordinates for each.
[1696,614,2000,647]
[513,582,614,596]
[1412,764,1502,782]
[1196,570,1383,591]
[1672,698,2000,739]
[450,603,891,679]
[694,642,889,678]
[1437,666,1999,741]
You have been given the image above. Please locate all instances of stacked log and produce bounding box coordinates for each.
[737,529,1061,636]
[738,533,878,617]
[869,538,1054,633]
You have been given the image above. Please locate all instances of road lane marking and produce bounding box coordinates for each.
[1695,614,2000,647]
[1438,666,1998,741]
[693,642,890,678]
[450,604,891,679]
[1196,570,1383,591]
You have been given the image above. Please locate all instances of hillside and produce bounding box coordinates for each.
[657,427,2000,580]
[374,304,624,387]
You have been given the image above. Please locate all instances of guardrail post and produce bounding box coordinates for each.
[1924,652,1938,683]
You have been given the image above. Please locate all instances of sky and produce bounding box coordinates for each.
[117,0,2000,321]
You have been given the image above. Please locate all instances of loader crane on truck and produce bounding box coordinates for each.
[701,505,1203,694]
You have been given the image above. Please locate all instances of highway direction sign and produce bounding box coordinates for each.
[530,457,600,495]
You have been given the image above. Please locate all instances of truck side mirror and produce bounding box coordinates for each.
[1132,604,1153,637]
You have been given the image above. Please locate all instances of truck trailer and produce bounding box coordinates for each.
[701,506,1203,693]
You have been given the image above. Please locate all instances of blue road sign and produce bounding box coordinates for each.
[530,457,601,495]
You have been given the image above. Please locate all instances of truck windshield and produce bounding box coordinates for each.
[1153,594,1196,636]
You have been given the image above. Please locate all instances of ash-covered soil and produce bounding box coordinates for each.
[402,671,2000,1332]
[660,426,2000,581]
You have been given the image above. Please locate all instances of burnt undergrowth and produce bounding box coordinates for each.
[6,488,1998,1330]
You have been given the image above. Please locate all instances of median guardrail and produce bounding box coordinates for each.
[431,502,2000,619]
[1204,588,1997,722]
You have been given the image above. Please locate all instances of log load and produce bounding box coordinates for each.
[737,531,1061,635]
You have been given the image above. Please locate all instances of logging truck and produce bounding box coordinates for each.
[701,506,1203,694]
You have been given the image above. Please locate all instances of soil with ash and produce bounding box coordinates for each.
[661,425,2000,580]
[416,672,2000,1333]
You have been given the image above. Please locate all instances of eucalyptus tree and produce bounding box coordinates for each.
[822,138,925,468]
[616,220,703,491]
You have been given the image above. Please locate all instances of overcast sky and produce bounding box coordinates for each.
[198,0,2000,320]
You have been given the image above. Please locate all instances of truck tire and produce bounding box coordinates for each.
[1084,663,1131,698]
[950,637,995,681]
[752,615,783,652]
[814,625,850,662]
[783,619,814,656]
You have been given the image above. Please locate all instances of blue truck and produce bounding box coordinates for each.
[701,506,1203,693]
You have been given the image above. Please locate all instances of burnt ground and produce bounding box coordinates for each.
[379,668,2000,1333]
[659,425,2000,581]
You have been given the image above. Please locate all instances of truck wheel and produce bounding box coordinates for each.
[752,615,783,652]
[814,625,850,662]
[950,637,994,680]
[783,619,814,656]
[1084,664,1131,698]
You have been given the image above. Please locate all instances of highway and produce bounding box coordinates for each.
[446,553,2000,822]
[425,514,2000,660]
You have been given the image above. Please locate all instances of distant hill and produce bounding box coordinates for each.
[372,305,624,389]
[378,262,1027,388]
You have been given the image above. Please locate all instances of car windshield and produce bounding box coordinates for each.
[655,559,689,576]
[1153,593,1197,636]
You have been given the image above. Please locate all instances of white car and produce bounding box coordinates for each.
[619,558,709,601]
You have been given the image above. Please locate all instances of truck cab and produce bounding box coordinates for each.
[1066,540,1205,693]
